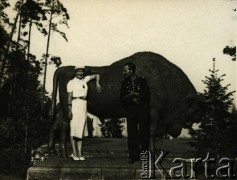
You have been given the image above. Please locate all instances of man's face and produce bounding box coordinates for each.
[123,65,133,79]
[75,69,85,79]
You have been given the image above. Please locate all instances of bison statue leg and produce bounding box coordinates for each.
[58,119,69,158]
[149,108,164,152]
[48,121,58,156]
[48,108,69,158]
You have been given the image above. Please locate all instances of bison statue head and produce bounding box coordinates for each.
[161,93,209,138]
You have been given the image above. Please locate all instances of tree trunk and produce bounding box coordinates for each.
[24,106,29,153]
[17,14,22,44]
[24,19,32,154]
[43,10,53,92]
[42,10,53,109]
[0,0,25,87]
[3,1,24,120]
[5,14,23,121]
[0,15,19,86]
[27,19,32,63]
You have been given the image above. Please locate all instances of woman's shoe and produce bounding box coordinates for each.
[71,154,79,161]
[79,157,85,161]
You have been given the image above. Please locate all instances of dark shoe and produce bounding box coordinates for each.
[128,157,140,164]
[128,158,135,164]
[48,149,57,157]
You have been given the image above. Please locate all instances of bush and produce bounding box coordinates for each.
[100,118,123,138]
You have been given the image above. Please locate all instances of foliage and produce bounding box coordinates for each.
[0,27,9,57]
[0,49,51,177]
[222,9,236,61]
[0,0,10,24]
[0,0,63,177]
[100,118,123,138]
[14,0,70,42]
[189,58,236,157]
[223,46,236,61]
[225,109,237,156]
[41,0,69,92]
[44,0,70,41]
[0,0,10,57]
[41,54,62,67]
[49,55,62,67]
[16,0,48,40]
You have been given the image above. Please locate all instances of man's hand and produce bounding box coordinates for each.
[133,98,140,104]
[125,91,139,98]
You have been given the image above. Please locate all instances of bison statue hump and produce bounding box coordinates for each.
[49,51,207,157]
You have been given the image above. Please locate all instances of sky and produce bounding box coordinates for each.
[7,0,236,101]
[6,0,237,137]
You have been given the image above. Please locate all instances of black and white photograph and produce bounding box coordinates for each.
[0,0,236,179]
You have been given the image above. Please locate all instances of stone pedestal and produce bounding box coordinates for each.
[27,156,144,180]
[27,138,193,179]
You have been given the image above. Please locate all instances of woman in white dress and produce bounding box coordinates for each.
[67,66,101,161]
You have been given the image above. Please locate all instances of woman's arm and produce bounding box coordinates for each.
[89,74,102,92]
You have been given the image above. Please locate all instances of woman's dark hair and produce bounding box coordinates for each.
[124,62,136,72]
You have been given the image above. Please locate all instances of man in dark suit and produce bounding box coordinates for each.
[120,62,151,164]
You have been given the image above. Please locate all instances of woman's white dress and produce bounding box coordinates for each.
[67,76,90,139]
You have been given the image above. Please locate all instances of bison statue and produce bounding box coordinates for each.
[48,51,207,157]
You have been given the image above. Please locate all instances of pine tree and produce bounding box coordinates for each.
[0,49,51,177]
[189,58,236,157]
[0,0,63,177]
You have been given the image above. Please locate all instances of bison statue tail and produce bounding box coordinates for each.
[48,67,60,122]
